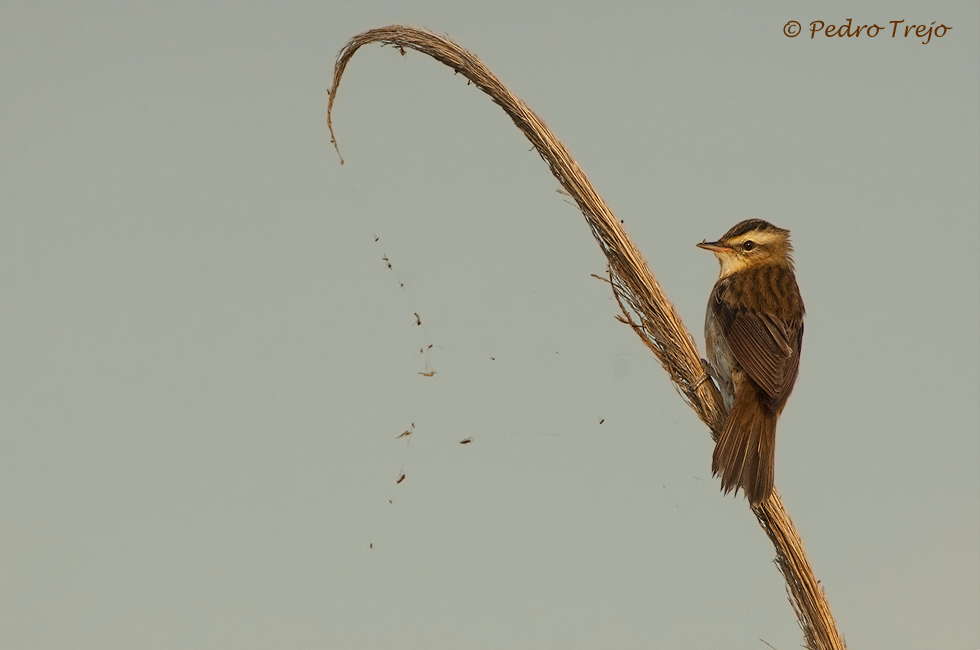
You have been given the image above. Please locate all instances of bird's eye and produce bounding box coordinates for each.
[742,241,755,251]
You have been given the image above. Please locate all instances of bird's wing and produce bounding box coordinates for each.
[714,300,803,410]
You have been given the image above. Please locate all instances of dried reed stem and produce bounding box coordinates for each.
[327,25,846,650]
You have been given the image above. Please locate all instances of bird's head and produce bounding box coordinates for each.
[697,219,795,277]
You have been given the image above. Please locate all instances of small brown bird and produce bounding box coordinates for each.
[698,219,804,506]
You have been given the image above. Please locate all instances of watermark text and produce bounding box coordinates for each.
[783,19,951,44]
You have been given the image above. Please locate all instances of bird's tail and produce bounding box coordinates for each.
[712,382,777,507]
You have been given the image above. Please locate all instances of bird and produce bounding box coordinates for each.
[697,219,805,506]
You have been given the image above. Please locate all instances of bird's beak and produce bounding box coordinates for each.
[696,240,729,253]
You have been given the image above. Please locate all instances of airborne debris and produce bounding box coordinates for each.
[396,474,405,484]
[396,423,415,438]
[459,438,472,445]
[414,312,421,325]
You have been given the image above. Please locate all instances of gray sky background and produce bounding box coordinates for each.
[2,2,978,649]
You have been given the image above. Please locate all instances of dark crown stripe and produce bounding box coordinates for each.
[722,219,787,241]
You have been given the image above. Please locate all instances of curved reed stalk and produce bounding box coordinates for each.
[327,25,845,650]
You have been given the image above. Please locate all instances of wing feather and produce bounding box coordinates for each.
[713,297,802,412]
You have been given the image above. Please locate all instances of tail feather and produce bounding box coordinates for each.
[712,382,776,506]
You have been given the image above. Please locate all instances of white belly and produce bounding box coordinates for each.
[705,308,736,411]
